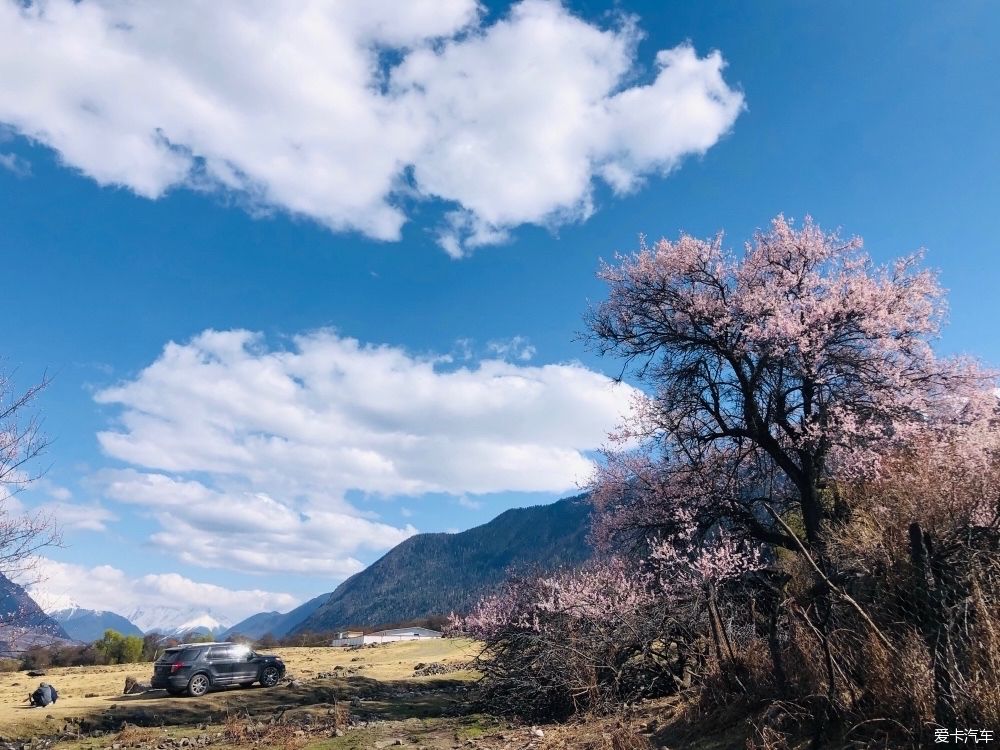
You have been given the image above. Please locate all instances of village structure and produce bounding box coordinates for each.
[329,627,442,647]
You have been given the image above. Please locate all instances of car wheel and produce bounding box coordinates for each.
[186,673,211,697]
[259,666,280,688]
[239,681,255,688]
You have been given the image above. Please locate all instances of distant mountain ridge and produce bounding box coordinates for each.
[2,495,592,653]
[50,607,143,641]
[0,573,73,656]
[292,494,592,634]
[222,593,329,640]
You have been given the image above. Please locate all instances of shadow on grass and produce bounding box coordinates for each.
[67,677,475,733]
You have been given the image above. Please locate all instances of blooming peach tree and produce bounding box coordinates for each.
[587,215,994,553]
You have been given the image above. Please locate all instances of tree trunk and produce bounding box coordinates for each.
[800,480,825,550]
[707,582,736,664]
[768,598,788,697]
[908,522,957,728]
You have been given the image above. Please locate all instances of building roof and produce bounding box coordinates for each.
[368,627,442,637]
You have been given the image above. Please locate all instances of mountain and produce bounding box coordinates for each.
[125,606,232,637]
[221,592,329,640]
[221,610,284,640]
[0,573,73,656]
[293,495,592,634]
[50,607,143,642]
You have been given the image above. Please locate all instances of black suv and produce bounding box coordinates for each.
[150,642,285,697]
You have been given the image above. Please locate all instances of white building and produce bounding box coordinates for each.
[329,630,364,647]
[330,627,443,647]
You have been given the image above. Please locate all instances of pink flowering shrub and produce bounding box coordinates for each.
[455,557,693,720]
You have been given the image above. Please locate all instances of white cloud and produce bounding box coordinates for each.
[487,336,536,361]
[15,479,117,532]
[96,329,633,495]
[99,469,408,577]
[39,501,117,532]
[0,151,30,176]
[92,328,636,576]
[23,558,298,624]
[456,495,484,511]
[0,0,743,255]
[47,486,72,502]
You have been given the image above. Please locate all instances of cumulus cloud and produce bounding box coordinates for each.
[92,328,636,576]
[0,0,743,255]
[99,469,409,577]
[95,329,635,495]
[23,558,298,623]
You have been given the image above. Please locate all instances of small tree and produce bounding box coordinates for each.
[95,629,123,664]
[587,215,992,552]
[119,635,144,663]
[95,629,146,664]
[0,369,59,582]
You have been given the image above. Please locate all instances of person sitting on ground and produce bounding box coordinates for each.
[28,682,57,707]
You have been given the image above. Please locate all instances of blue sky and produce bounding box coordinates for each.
[1,0,998,622]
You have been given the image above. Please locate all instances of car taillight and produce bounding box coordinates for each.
[170,663,188,673]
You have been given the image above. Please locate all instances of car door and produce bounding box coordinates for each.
[205,645,238,684]
[229,645,258,682]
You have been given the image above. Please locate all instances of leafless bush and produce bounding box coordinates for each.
[0,369,60,590]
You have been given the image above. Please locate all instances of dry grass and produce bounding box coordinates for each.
[222,713,309,750]
[0,638,478,739]
[533,714,653,750]
[113,722,164,747]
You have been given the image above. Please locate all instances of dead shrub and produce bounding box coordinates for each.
[330,699,350,730]
[222,712,254,745]
[222,710,314,750]
[114,723,162,747]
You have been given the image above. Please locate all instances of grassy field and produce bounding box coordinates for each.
[0,639,740,749]
[0,639,479,742]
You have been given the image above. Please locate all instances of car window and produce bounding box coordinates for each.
[158,648,183,662]
[206,646,236,660]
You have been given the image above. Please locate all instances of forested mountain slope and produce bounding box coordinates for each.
[293,495,592,633]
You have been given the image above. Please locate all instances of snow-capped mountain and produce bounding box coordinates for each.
[1,573,74,656]
[50,606,143,641]
[125,606,233,636]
